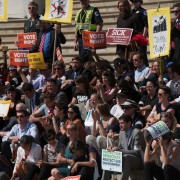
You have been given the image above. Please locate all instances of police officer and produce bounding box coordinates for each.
[74,0,103,62]
[131,0,149,66]
[24,1,41,36]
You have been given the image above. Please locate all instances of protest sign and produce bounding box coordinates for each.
[9,50,29,67]
[102,149,122,173]
[147,7,171,58]
[62,175,81,180]
[41,0,73,23]
[106,28,133,45]
[82,31,106,49]
[146,120,170,139]
[0,0,8,21]
[17,32,37,49]
[27,52,45,69]
[0,100,11,117]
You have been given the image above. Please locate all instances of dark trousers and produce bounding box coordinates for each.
[164,165,180,180]
[144,162,164,180]
[1,141,12,162]
[24,164,39,180]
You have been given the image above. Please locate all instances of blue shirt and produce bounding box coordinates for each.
[43,30,51,58]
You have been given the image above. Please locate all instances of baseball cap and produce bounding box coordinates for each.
[113,58,126,67]
[121,99,139,109]
[116,89,129,98]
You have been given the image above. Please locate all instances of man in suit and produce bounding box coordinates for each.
[22,82,41,114]
[102,114,145,180]
[24,1,41,35]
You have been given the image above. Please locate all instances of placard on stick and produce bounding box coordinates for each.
[106,28,133,45]
[0,100,11,117]
[82,31,106,49]
[9,50,29,67]
[17,32,37,49]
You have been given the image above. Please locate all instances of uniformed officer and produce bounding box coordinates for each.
[74,0,103,62]
[130,0,149,66]
[24,1,41,36]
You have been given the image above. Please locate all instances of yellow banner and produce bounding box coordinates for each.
[0,100,11,117]
[147,7,171,59]
[27,52,45,69]
[41,0,73,23]
[0,0,8,21]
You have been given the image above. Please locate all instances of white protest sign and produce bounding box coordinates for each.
[0,100,11,117]
[102,149,122,173]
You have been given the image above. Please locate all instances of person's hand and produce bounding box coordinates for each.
[96,81,103,90]
[11,172,18,180]
[71,162,79,173]
[92,110,100,122]
[5,81,10,86]
[17,66,23,74]
[158,136,166,147]
[106,146,113,151]
[91,49,96,56]
[36,160,44,168]
[111,146,118,151]
[145,135,153,146]
[74,42,79,51]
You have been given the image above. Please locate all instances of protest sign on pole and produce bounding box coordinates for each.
[102,149,122,173]
[147,7,171,58]
[62,175,81,180]
[146,120,170,139]
[106,28,133,45]
[27,52,45,69]
[82,31,106,49]
[0,100,11,117]
[0,0,8,21]
[17,32,37,49]
[41,0,73,23]
[9,50,29,67]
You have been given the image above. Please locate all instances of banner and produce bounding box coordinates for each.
[106,28,133,45]
[27,52,45,69]
[62,176,81,180]
[17,32,37,49]
[146,120,170,139]
[41,0,73,23]
[82,31,106,49]
[147,7,171,58]
[0,0,8,21]
[102,149,122,173]
[0,100,11,117]
[9,50,29,67]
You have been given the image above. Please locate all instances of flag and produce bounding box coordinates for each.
[41,0,73,23]
[0,0,8,21]
[147,7,171,58]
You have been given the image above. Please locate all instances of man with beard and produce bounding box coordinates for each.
[116,0,141,59]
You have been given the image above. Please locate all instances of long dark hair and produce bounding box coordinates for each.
[68,105,82,120]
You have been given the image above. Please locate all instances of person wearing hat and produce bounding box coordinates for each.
[110,89,128,119]
[113,58,134,82]
[24,1,41,35]
[121,99,146,129]
[74,0,103,62]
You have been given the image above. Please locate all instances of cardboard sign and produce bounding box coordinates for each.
[17,32,37,49]
[0,0,8,21]
[27,52,45,69]
[102,149,122,173]
[82,31,106,49]
[9,50,29,67]
[106,28,133,45]
[62,175,81,180]
[0,100,11,117]
[146,120,170,139]
[56,47,64,62]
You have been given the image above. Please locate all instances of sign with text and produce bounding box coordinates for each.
[17,32,37,49]
[147,7,171,58]
[0,0,8,21]
[106,28,133,45]
[82,31,106,49]
[9,50,29,67]
[27,52,45,69]
[102,149,122,173]
[62,175,81,180]
[0,100,11,117]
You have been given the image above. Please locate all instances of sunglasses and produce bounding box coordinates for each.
[133,59,139,62]
[158,93,166,96]
[54,68,62,70]
[28,6,36,10]
[68,111,74,114]
[47,137,55,141]
[16,115,25,119]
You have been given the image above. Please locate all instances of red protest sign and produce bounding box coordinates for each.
[82,31,106,49]
[106,28,133,45]
[9,50,29,67]
[17,32,37,48]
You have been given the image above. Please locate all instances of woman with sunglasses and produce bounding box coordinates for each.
[48,123,79,180]
[147,86,175,123]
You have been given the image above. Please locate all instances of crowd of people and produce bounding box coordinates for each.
[0,0,180,180]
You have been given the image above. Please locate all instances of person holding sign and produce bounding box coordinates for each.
[74,0,103,62]
[102,114,145,180]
